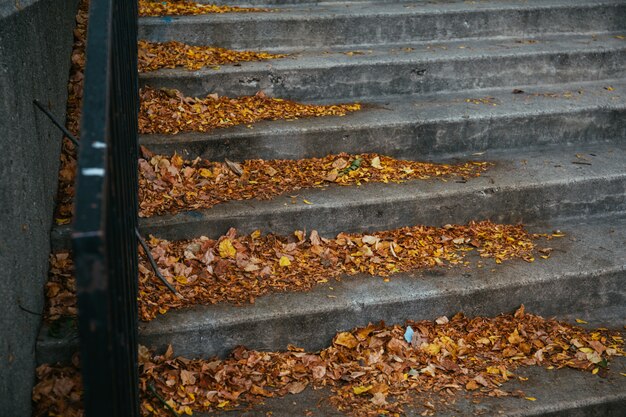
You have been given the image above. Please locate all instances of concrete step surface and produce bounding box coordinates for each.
[38,215,626,363]
[140,32,626,101]
[49,141,626,249]
[138,142,626,242]
[140,79,626,162]
[138,0,626,51]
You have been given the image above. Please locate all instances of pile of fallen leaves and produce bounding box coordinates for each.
[139,87,361,134]
[33,307,625,417]
[138,40,286,72]
[54,0,88,225]
[138,222,548,320]
[138,0,265,16]
[45,221,552,321]
[139,151,490,217]
[32,355,82,417]
[45,252,77,321]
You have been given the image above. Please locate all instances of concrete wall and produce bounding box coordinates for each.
[0,0,78,414]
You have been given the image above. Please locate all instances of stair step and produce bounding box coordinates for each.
[50,142,626,249]
[37,215,626,365]
[144,143,626,242]
[140,79,626,162]
[140,33,626,101]
[138,0,626,51]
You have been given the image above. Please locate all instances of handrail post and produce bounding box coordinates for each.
[72,0,140,416]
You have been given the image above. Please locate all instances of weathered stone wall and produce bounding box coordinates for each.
[0,0,78,414]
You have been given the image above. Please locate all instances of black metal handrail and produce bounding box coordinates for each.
[72,0,140,415]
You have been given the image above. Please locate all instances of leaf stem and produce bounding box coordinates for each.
[148,383,181,417]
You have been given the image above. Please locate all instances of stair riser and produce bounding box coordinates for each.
[140,48,626,101]
[141,108,626,161]
[140,177,626,241]
[35,266,625,364]
[539,402,626,417]
[138,269,625,359]
[138,4,626,50]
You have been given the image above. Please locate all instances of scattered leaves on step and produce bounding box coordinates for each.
[525,90,584,100]
[46,221,555,322]
[465,96,499,106]
[138,0,265,17]
[34,307,625,417]
[45,252,77,321]
[138,40,286,72]
[138,151,490,217]
[32,355,82,417]
[138,87,361,134]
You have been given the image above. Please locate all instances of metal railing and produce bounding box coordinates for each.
[72,0,140,415]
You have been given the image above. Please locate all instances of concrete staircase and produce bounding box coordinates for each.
[41,0,626,415]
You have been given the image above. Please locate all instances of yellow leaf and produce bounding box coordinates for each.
[217,401,229,408]
[465,380,479,390]
[353,385,373,395]
[303,199,314,205]
[579,347,594,353]
[576,319,588,324]
[175,276,188,284]
[507,329,523,344]
[199,168,212,178]
[592,368,599,375]
[144,403,155,412]
[334,332,359,349]
[525,397,537,401]
[620,373,626,377]
[422,343,441,355]
[586,351,602,364]
[371,156,383,169]
[171,154,184,168]
[251,230,261,239]
[218,238,237,258]
[279,256,291,267]
[486,367,500,375]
